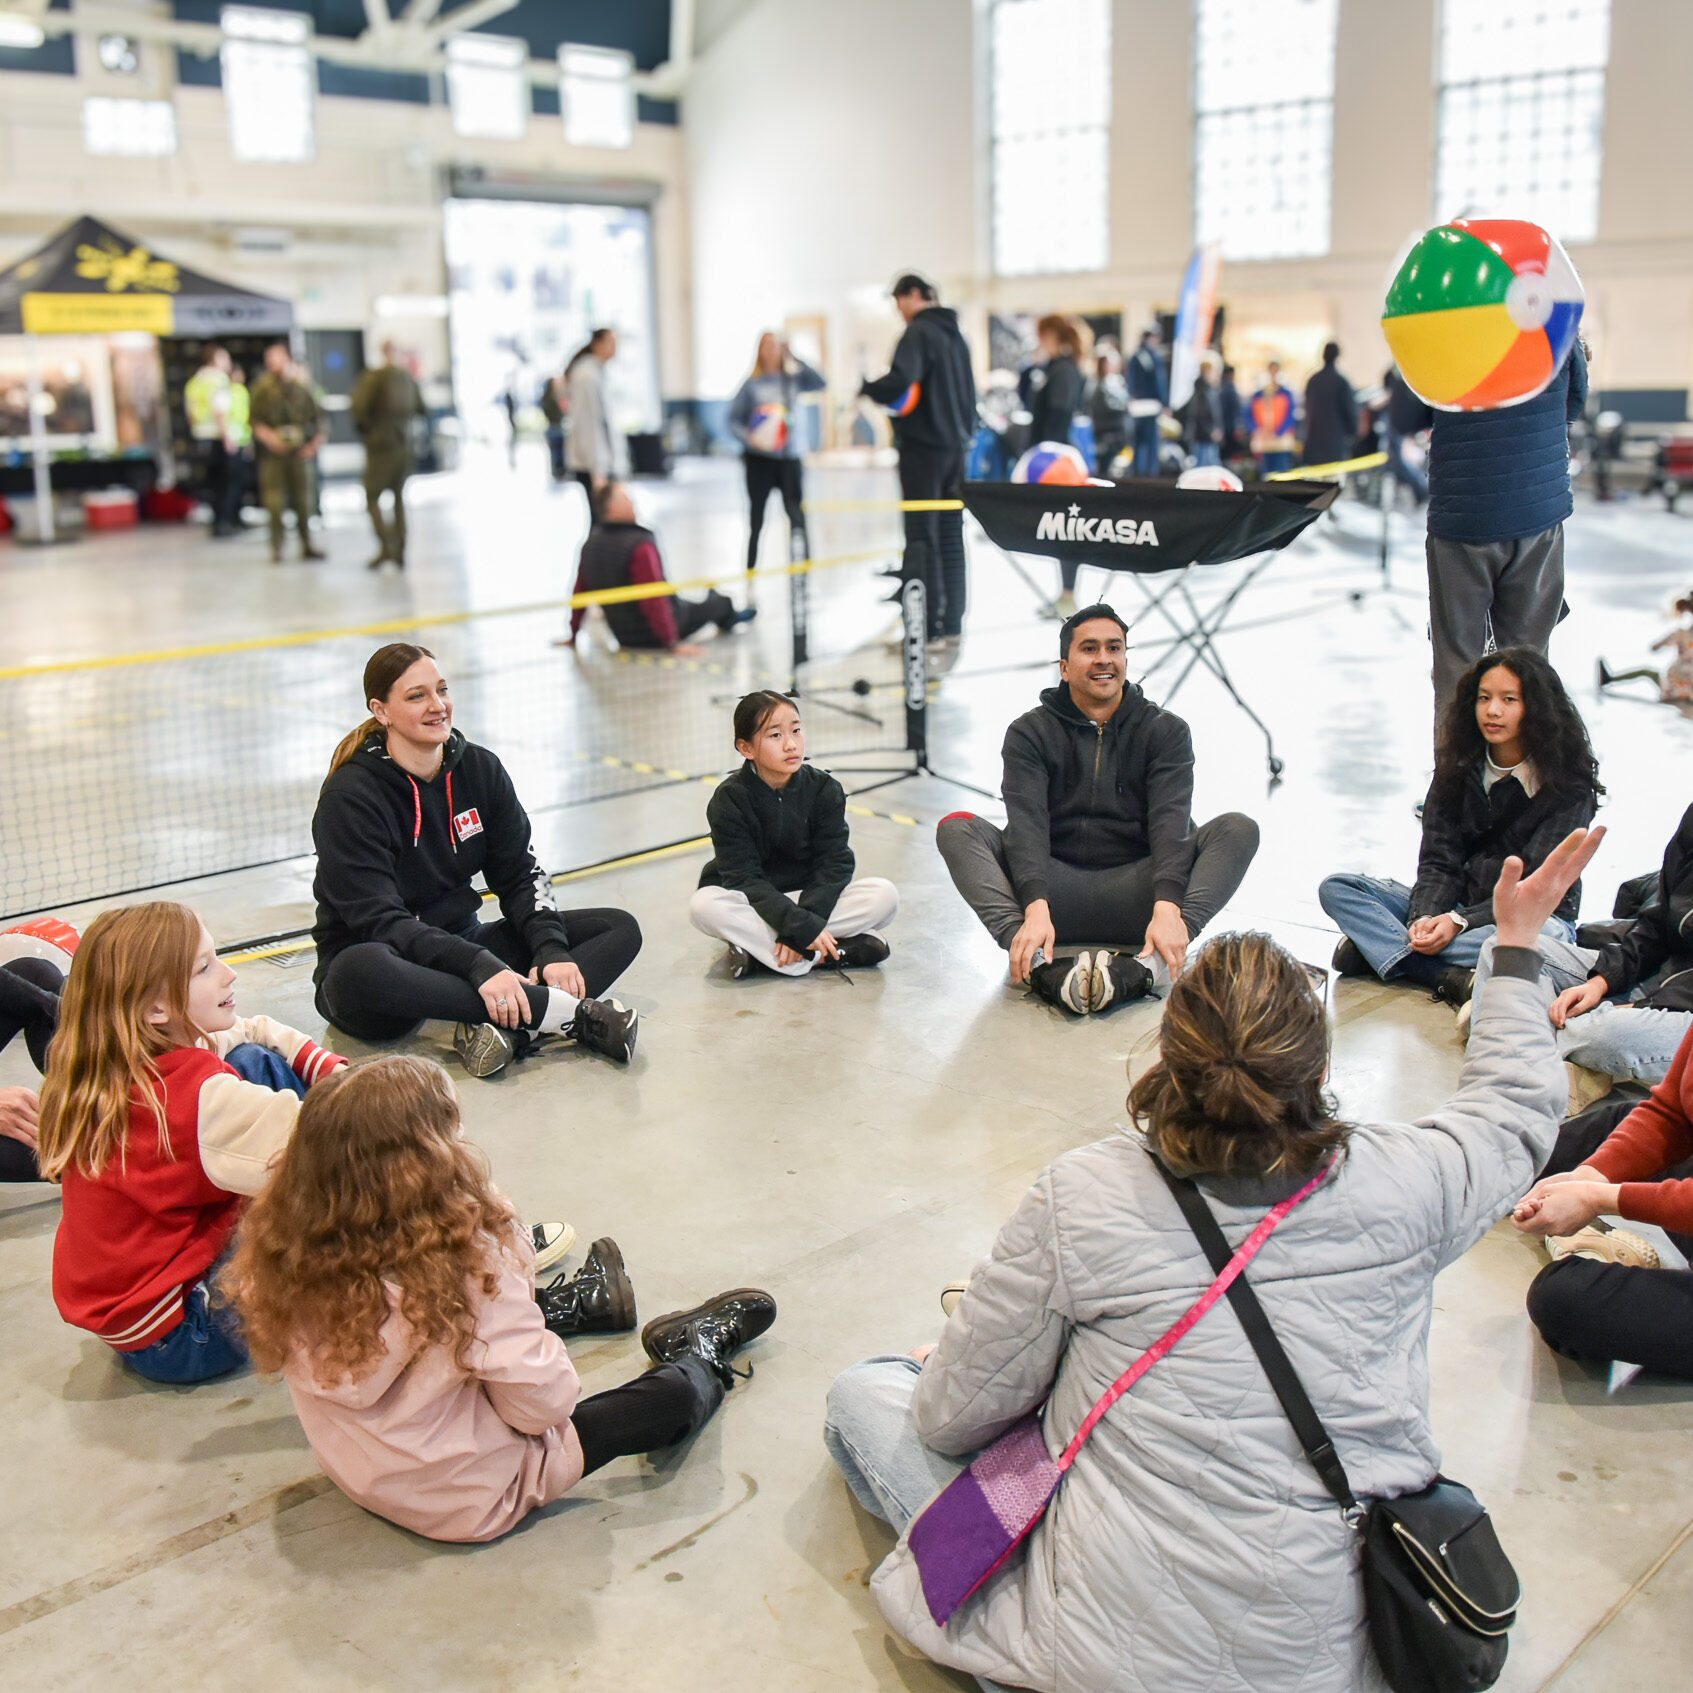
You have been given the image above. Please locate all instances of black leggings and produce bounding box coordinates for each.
[571,1358,719,1476]
[898,441,968,639]
[315,912,642,1044]
[0,956,61,1182]
[1528,1256,1693,1380]
[744,453,806,573]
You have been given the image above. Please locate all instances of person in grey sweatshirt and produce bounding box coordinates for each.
[728,332,826,576]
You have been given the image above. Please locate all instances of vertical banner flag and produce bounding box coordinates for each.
[1168,243,1221,412]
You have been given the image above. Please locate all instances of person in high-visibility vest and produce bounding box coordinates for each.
[226,364,253,526]
[184,345,239,537]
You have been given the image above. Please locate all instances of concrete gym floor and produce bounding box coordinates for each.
[0,452,1689,1689]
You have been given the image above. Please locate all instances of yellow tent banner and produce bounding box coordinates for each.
[21,292,176,335]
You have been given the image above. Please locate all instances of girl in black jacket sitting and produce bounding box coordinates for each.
[1319,647,1601,998]
[689,692,897,978]
[312,644,641,1078]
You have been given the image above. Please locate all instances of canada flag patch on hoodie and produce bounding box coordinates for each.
[453,807,483,842]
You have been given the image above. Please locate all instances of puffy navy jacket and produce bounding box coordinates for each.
[1427,343,1587,544]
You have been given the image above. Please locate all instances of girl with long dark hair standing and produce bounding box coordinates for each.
[311,643,642,1078]
[1319,646,1602,998]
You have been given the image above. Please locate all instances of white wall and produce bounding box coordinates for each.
[0,69,693,400]
[683,0,1693,403]
[683,0,978,407]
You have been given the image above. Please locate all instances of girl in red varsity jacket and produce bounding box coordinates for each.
[37,903,345,1384]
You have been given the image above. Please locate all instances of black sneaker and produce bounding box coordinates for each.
[1089,951,1154,1011]
[535,1237,637,1337]
[1331,937,1371,977]
[1028,952,1092,1014]
[641,1288,777,1390]
[453,1021,516,1078]
[725,946,758,979]
[1432,966,1475,1009]
[568,996,639,1062]
[836,932,890,969]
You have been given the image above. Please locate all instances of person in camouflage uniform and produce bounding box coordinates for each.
[350,341,427,570]
[250,341,326,562]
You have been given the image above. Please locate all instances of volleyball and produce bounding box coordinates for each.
[1176,465,1244,492]
[1381,218,1584,411]
[748,401,788,453]
[1012,441,1090,485]
[886,381,922,418]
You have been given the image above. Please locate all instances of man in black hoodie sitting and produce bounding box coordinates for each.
[860,273,977,649]
[936,605,1260,1014]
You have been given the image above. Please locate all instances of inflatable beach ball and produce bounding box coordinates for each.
[748,401,788,453]
[0,916,80,973]
[1382,219,1584,411]
[886,382,922,418]
[1012,441,1090,485]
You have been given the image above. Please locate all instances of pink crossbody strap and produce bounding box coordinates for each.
[1057,1156,1335,1470]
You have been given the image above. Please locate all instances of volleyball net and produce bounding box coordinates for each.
[0,522,916,922]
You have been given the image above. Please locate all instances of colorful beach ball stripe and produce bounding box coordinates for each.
[1382,218,1584,411]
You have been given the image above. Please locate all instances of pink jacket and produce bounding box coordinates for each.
[282,1237,584,1543]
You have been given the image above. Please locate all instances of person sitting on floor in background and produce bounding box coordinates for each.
[311,643,642,1079]
[1514,1016,1693,1381]
[561,481,754,657]
[690,691,897,979]
[34,903,346,1384]
[1469,799,1693,1084]
[936,605,1259,1015]
[224,1054,777,1543]
[0,919,77,1182]
[824,832,1599,1693]
[1319,647,1601,1003]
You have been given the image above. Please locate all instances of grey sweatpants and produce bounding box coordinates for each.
[1427,523,1565,714]
[935,811,1259,950]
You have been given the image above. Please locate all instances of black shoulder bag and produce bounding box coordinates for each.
[1153,1158,1520,1693]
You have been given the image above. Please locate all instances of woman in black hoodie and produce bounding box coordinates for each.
[1319,647,1601,999]
[311,644,641,1077]
[688,691,896,978]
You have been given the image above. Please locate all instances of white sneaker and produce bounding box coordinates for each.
[531,1222,577,1276]
[940,1282,967,1319]
[1547,1225,1659,1268]
[454,1021,516,1078]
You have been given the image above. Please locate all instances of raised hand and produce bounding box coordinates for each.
[1492,828,1606,950]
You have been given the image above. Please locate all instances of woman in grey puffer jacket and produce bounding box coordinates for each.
[825,830,1602,1693]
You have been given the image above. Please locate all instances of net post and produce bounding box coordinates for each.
[902,576,928,768]
[789,526,810,691]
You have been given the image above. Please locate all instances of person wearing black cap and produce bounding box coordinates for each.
[860,274,977,649]
[935,605,1259,1013]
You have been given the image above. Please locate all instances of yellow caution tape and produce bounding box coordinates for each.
[1265,450,1388,481]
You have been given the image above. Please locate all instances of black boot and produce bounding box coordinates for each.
[836,932,890,968]
[535,1237,637,1337]
[1432,966,1475,1009]
[1331,937,1370,977]
[641,1287,777,1389]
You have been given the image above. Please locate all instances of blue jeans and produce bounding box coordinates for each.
[1131,413,1160,476]
[1257,450,1293,476]
[1190,442,1220,467]
[824,1356,1013,1693]
[1471,935,1693,1081]
[1318,873,1574,986]
[121,1263,247,1383]
[223,1041,309,1098]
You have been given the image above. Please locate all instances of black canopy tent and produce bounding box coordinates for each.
[963,477,1339,777]
[0,216,293,541]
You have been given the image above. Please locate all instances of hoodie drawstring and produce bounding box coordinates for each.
[446,770,457,853]
[408,775,422,848]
